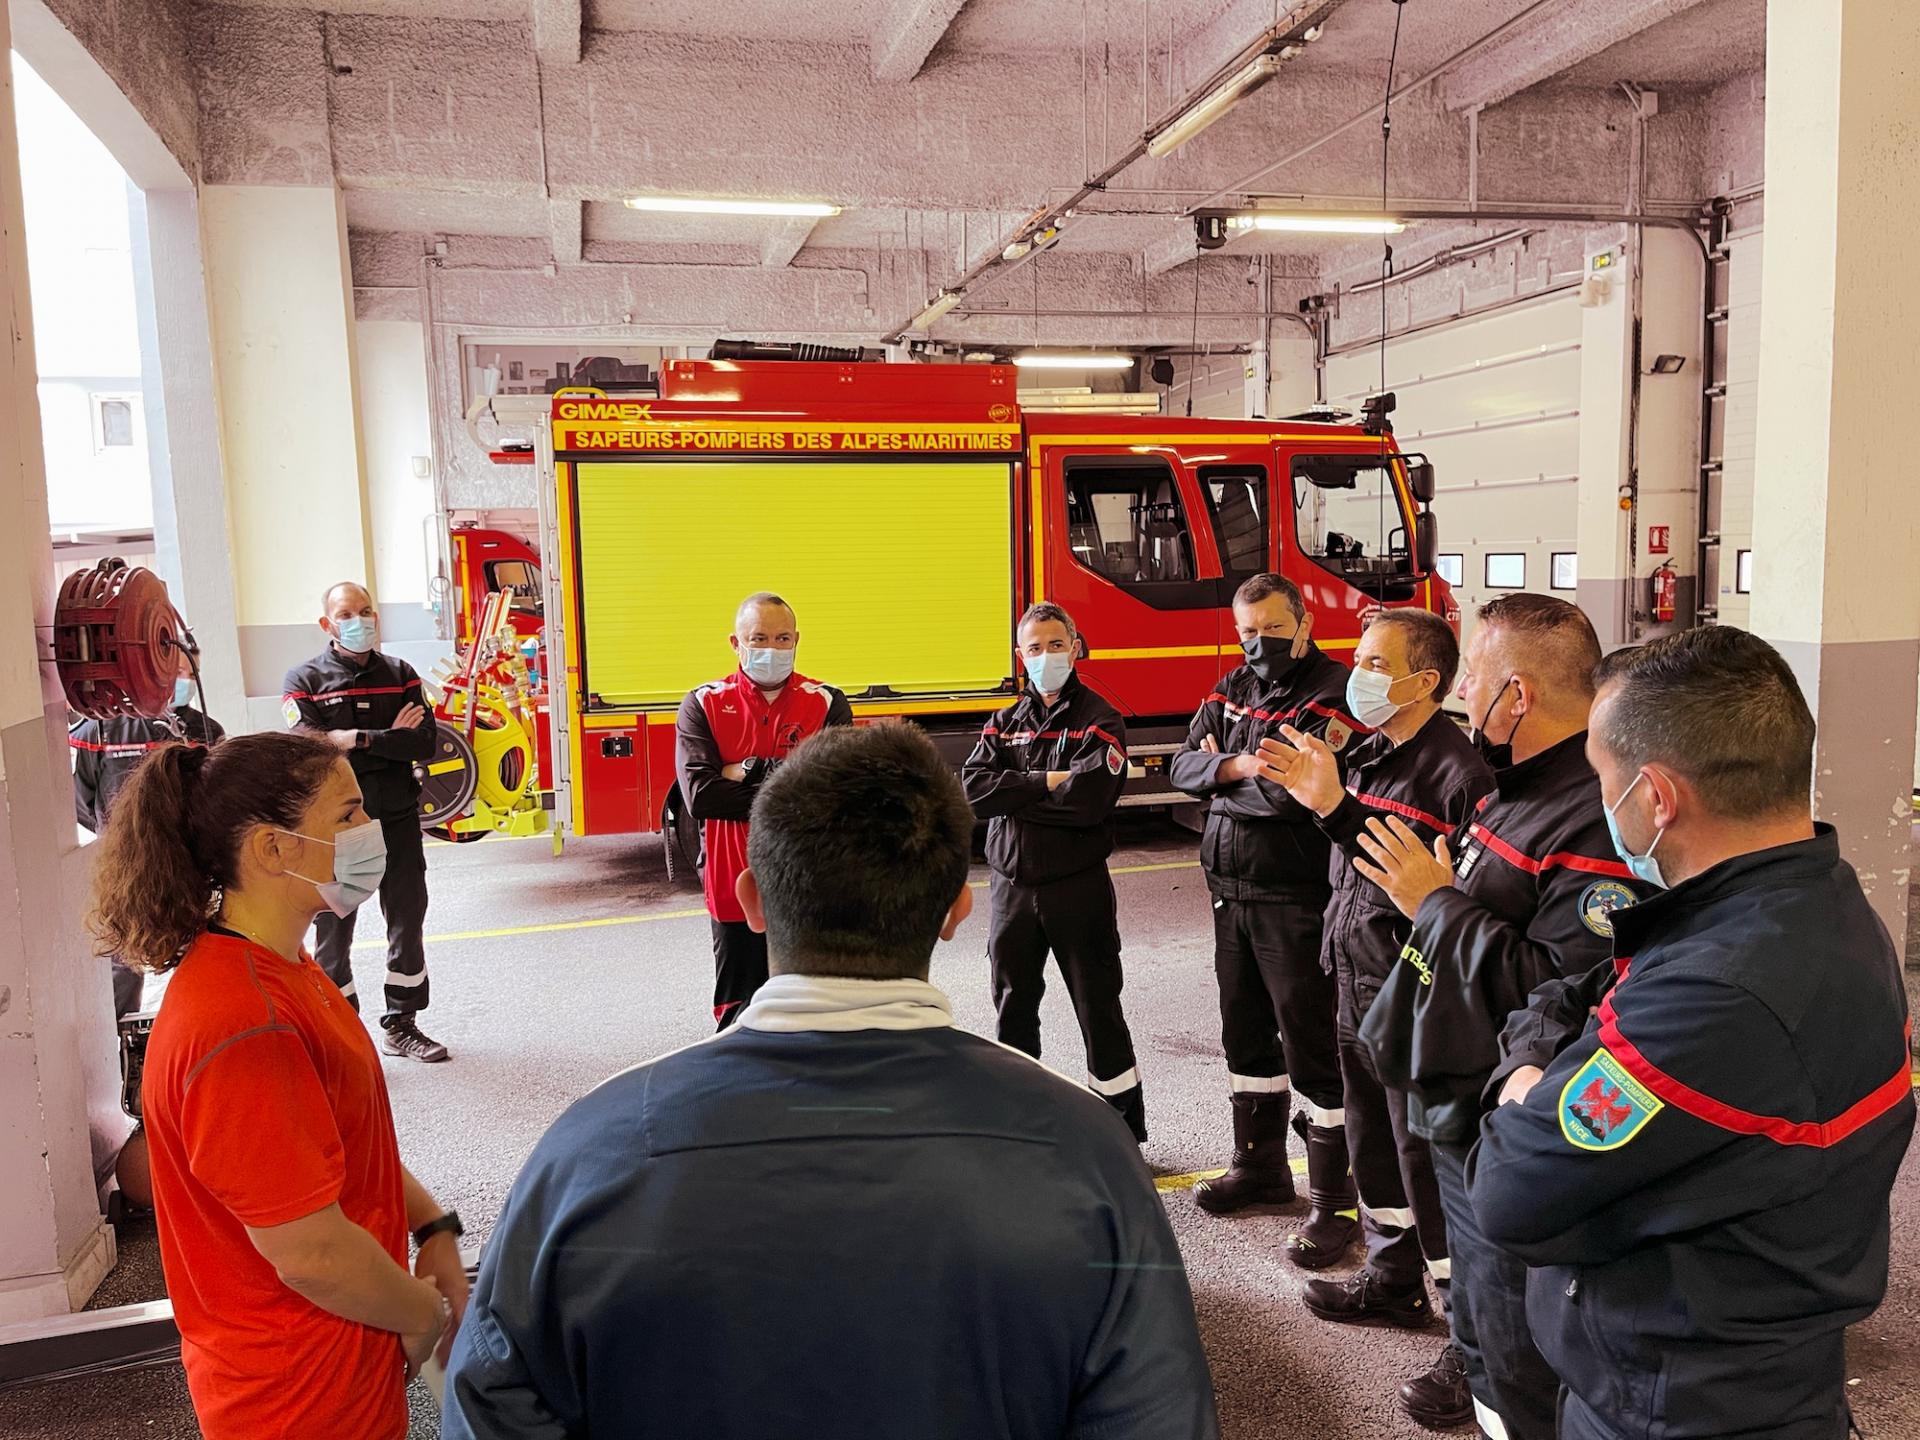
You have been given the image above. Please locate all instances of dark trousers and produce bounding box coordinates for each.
[1339,994,1450,1301]
[111,960,143,1020]
[314,814,429,1026]
[988,867,1140,1096]
[1432,1141,1560,1440]
[711,920,769,1031]
[1211,895,1342,1115]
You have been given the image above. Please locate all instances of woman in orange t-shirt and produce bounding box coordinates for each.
[88,731,469,1439]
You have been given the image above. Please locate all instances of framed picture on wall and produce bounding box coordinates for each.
[508,361,525,382]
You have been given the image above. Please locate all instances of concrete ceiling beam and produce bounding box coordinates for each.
[760,214,819,267]
[1143,228,1199,278]
[532,0,581,67]
[871,0,970,84]
[1439,0,1713,112]
[550,199,582,265]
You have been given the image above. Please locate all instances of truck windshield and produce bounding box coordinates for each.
[1292,455,1417,598]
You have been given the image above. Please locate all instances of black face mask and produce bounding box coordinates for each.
[1472,677,1520,769]
[1242,635,1299,685]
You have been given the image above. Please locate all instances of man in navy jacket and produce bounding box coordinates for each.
[445,723,1218,1440]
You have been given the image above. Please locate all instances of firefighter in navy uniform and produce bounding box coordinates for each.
[1168,572,1363,1261]
[1471,628,1915,1440]
[283,581,445,1062]
[675,592,851,1031]
[963,602,1145,1143]
[1356,593,1649,1440]
[1256,607,1492,1430]
[74,641,224,1017]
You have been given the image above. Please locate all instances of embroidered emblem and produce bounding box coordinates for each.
[1324,718,1353,753]
[1579,880,1637,937]
[281,698,301,727]
[1107,745,1125,776]
[1559,1048,1664,1151]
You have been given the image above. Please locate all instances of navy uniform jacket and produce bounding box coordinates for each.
[1315,713,1494,1008]
[281,646,434,820]
[444,978,1219,1440]
[1168,646,1366,903]
[962,673,1129,887]
[72,708,224,831]
[1468,829,1914,1440]
[1358,731,1651,1149]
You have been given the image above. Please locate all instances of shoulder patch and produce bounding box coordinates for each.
[1106,744,1125,776]
[281,698,301,728]
[1323,717,1353,753]
[1559,1048,1664,1151]
[1578,880,1637,937]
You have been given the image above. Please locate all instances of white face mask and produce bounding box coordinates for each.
[1346,665,1430,730]
[741,646,796,688]
[281,820,387,916]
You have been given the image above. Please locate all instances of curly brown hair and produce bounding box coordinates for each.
[88,731,340,973]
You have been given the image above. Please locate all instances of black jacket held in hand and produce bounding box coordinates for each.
[1358,731,1651,1149]
[1168,646,1365,903]
[282,646,436,820]
[1315,714,1493,1003]
[72,707,225,832]
[1468,829,1914,1440]
[963,674,1128,887]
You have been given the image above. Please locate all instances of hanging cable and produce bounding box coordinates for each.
[1186,254,1203,416]
[1377,0,1409,545]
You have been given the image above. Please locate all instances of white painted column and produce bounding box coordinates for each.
[1573,241,1634,647]
[131,184,246,726]
[0,2,119,1321]
[1751,0,1920,942]
[199,184,373,727]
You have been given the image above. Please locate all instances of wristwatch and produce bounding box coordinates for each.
[413,1210,464,1249]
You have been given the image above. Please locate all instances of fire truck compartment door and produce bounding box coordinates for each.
[570,459,1016,707]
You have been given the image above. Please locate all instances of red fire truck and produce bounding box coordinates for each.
[437,358,1452,862]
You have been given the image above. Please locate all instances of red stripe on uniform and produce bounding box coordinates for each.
[1032,726,1122,747]
[1350,792,1452,834]
[1467,823,1635,879]
[1303,700,1371,733]
[1598,1004,1913,1149]
[284,684,418,702]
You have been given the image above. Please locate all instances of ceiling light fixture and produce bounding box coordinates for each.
[912,291,962,330]
[1147,53,1286,159]
[1013,353,1135,370]
[1228,213,1407,235]
[623,196,842,217]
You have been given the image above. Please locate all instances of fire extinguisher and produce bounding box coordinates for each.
[1650,562,1678,625]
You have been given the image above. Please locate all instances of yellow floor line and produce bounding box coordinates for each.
[1155,1155,1309,1193]
[359,862,1202,950]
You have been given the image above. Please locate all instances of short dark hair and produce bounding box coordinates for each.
[747,724,974,978]
[1366,608,1460,695]
[1592,626,1814,818]
[1233,572,1304,618]
[1018,602,1077,640]
[1476,593,1601,700]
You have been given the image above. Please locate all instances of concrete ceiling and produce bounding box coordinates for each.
[172,0,1769,345]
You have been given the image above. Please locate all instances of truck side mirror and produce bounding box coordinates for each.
[1416,512,1439,574]
[1406,460,1435,505]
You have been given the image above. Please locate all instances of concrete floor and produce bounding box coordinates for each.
[5,815,1919,1438]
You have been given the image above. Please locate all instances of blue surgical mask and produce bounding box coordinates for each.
[1024,651,1074,695]
[742,647,796,688]
[1603,771,1668,890]
[334,616,378,655]
[172,677,195,709]
[282,820,388,916]
[1345,667,1404,729]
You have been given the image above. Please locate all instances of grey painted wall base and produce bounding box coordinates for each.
[1771,636,1919,952]
[237,607,450,728]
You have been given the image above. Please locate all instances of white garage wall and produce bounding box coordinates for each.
[354,319,442,661]
[1324,288,1583,651]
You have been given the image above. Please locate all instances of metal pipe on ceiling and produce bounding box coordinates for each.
[880,0,1347,342]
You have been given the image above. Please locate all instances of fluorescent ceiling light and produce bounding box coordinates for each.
[1147,53,1283,158]
[1014,353,1134,370]
[623,196,841,217]
[912,291,962,330]
[1229,214,1407,235]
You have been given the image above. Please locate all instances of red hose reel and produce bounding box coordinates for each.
[52,559,186,720]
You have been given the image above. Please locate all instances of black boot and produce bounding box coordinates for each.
[1284,1111,1359,1269]
[1106,1086,1148,1145]
[1301,1269,1435,1329]
[1398,1342,1475,1430]
[1193,1094,1296,1214]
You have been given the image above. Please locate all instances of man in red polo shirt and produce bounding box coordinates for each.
[676,592,851,1029]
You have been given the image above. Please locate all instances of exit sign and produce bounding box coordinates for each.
[1648,525,1670,554]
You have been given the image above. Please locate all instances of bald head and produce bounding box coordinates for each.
[322,582,373,621]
